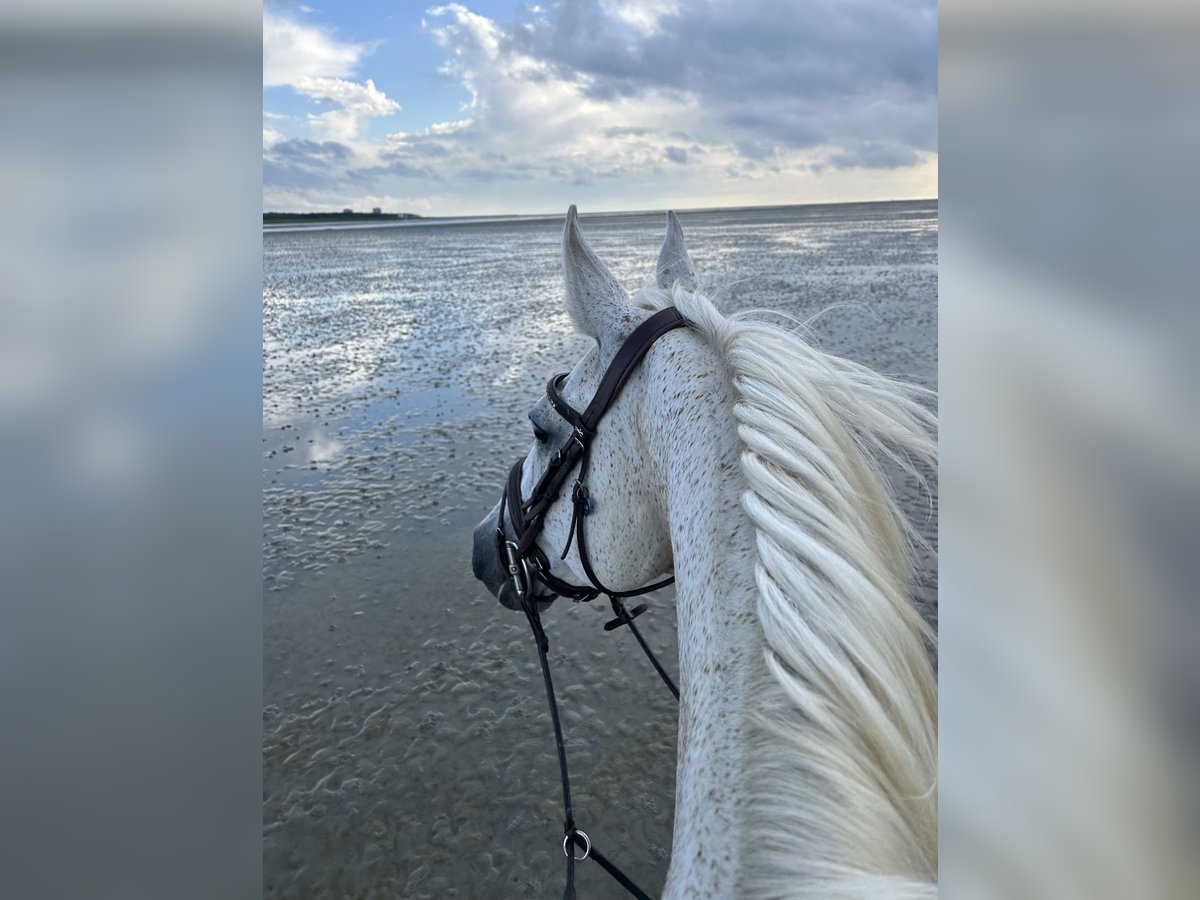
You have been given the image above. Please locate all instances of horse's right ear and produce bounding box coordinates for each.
[655,210,697,291]
[563,205,630,340]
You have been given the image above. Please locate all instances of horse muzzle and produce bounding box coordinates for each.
[471,504,555,611]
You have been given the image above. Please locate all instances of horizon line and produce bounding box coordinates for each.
[263,196,938,221]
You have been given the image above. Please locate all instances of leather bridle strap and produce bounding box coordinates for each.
[522,596,658,900]
[578,306,689,432]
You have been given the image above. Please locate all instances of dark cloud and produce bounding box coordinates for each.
[459,167,503,183]
[345,161,436,182]
[264,139,357,189]
[829,139,921,170]
[502,0,936,167]
[602,126,651,137]
[272,139,354,163]
[735,139,776,161]
[266,139,440,190]
[381,139,450,159]
[665,145,688,164]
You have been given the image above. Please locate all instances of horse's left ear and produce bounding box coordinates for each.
[563,205,631,341]
[656,210,697,291]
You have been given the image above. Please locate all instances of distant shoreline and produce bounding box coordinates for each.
[263,212,423,225]
[263,198,937,233]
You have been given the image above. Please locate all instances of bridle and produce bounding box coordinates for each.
[491,306,688,899]
[496,305,688,614]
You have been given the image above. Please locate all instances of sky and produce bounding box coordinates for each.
[263,0,937,216]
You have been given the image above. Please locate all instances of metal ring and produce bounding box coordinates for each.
[563,830,591,861]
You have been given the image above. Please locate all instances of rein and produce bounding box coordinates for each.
[520,597,676,900]
[495,307,688,899]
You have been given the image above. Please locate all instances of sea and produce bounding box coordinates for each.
[263,199,938,899]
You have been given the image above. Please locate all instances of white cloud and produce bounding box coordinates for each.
[407,5,776,186]
[295,77,401,116]
[263,10,366,87]
[599,0,679,36]
[295,77,402,142]
[263,13,400,146]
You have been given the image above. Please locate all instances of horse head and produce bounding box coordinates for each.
[471,206,696,611]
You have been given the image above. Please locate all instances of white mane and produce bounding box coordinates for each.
[640,283,939,898]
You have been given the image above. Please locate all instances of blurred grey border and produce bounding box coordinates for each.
[941,1,1198,897]
[0,3,262,899]
[1,1,1197,898]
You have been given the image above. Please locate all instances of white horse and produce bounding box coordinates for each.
[472,208,937,898]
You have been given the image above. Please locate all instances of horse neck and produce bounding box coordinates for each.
[642,332,763,898]
[640,329,938,899]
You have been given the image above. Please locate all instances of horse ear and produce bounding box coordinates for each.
[563,205,630,339]
[655,210,697,291]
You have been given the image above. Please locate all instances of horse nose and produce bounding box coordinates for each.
[472,514,503,595]
[471,522,490,581]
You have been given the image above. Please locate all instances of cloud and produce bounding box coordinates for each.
[273,139,355,163]
[414,5,710,170]
[295,78,400,118]
[504,0,936,157]
[263,126,283,149]
[263,11,401,149]
[597,0,680,36]
[411,2,935,173]
[263,9,366,87]
[829,139,922,170]
[263,139,358,191]
[264,1,937,214]
[294,77,402,142]
[603,126,651,138]
[346,160,438,182]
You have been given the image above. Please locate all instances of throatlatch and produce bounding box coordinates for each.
[494,306,689,898]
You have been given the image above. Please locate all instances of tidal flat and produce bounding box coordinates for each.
[263,200,938,899]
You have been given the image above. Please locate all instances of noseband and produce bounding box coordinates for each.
[492,306,689,900]
[495,305,689,612]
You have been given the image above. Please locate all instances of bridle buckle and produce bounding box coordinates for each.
[570,480,592,516]
[501,539,533,600]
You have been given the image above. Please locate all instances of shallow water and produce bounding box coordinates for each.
[263,200,938,899]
